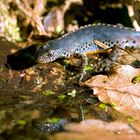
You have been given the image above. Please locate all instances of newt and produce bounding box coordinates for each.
[36,23,140,81]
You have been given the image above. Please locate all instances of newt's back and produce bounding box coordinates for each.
[37,24,140,63]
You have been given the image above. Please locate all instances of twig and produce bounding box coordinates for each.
[127,5,140,31]
[94,40,110,49]
[16,0,47,35]
[16,0,31,17]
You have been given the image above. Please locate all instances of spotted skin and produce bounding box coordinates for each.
[37,23,140,63]
[36,24,140,81]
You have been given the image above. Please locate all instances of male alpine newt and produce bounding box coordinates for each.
[36,23,140,81]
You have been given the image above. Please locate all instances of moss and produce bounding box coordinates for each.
[47,118,61,124]
[99,103,106,110]
[131,76,140,83]
[43,90,55,96]
[127,116,135,124]
[58,95,66,100]
[17,120,28,126]
[85,64,93,71]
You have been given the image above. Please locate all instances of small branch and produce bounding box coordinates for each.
[16,0,31,17]
[16,0,46,35]
[94,40,110,49]
[127,5,140,31]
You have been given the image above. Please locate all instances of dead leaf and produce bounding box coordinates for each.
[51,119,140,140]
[84,65,140,120]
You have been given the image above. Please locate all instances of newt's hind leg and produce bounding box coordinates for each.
[74,40,111,83]
[74,53,88,83]
[77,53,88,82]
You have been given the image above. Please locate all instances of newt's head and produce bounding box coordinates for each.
[36,42,62,63]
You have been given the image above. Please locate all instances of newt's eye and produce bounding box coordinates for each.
[42,45,48,51]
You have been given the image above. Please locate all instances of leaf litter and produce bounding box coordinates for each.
[84,65,140,120]
[52,119,140,140]
[50,64,140,140]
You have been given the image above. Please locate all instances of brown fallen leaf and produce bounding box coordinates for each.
[51,119,140,140]
[84,65,140,120]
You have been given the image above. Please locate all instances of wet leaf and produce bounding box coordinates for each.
[52,119,140,140]
[84,65,140,120]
